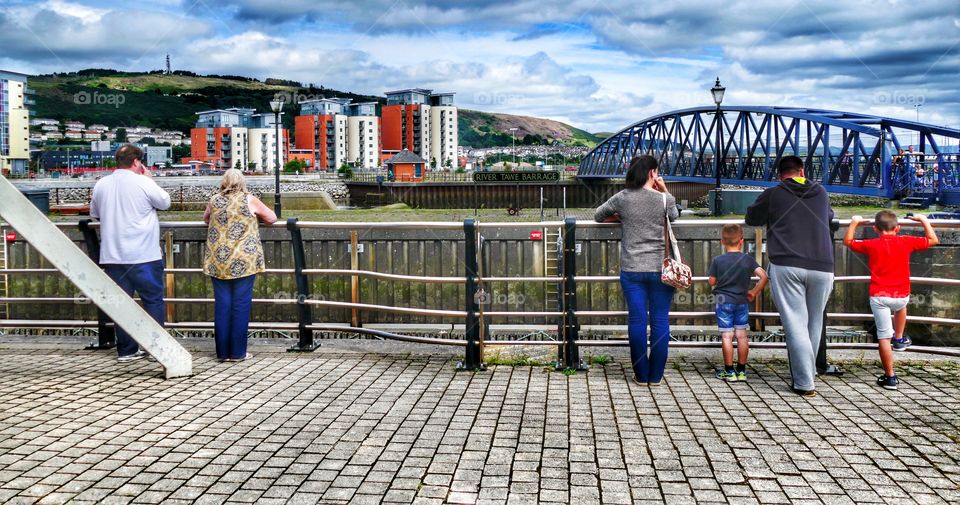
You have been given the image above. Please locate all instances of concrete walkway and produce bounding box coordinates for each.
[0,338,958,504]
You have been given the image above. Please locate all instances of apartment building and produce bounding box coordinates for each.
[382,89,457,170]
[0,70,30,175]
[186,108,287,172]
[294,99,379,171]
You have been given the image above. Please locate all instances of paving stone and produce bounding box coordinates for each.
[0,345,958,504]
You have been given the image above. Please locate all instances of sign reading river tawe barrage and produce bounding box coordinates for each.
[472,171,561,183]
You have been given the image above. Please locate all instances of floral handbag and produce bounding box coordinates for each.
[660,193,692,289]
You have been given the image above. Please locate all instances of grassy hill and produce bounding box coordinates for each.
[30,69,601,147]
[459,109,602,148]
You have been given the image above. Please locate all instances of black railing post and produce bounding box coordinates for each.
[78,219,115,350]
[287,218,319,352]
[561,217,586,370]
[459,219,484,370]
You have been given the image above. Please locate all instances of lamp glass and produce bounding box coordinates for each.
[711,77,725,106]
[270,99,284,113]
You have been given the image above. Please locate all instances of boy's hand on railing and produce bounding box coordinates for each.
[907,214,928,223]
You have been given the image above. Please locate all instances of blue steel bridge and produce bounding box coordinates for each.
[578,106,960,206]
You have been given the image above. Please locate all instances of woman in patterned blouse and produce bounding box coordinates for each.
[203,169,277,361]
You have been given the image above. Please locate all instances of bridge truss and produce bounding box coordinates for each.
[579,106,960,204]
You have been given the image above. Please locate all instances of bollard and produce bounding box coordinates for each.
[287,218,319,352]
[78,219,116,350]
[459,219,484,370]
[560,217,586,371]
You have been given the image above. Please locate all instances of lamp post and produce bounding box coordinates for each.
[711,77,726,216]
[914,103,921,147]
[270,98,284,218]
[510,127,518,168]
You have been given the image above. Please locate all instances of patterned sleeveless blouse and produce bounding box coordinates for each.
[203,191,265,280]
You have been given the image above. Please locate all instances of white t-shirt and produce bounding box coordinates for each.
[90,169,171,264]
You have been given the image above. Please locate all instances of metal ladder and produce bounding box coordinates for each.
[0,229,8,320]
[544,227,562,310]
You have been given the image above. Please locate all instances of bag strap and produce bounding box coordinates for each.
[662,192,682,261]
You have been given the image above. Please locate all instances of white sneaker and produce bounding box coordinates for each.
[117,350,147,363]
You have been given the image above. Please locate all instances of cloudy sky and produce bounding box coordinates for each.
[1,0,957,132]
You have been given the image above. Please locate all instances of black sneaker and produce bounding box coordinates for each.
[817,364,844,376]
[892,336,912,352]
[791,387,817,397]
[876,374,898,390]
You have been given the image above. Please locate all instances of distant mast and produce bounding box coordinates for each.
[165,54,172,75]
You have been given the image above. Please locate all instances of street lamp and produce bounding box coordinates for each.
[711,77,726,216]
[269,98,284,217]
[510,127,518,168]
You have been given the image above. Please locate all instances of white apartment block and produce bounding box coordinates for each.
[347,116,379,168]
[0,70,30,174]
[429,104,458,169]
[247,128,285,174]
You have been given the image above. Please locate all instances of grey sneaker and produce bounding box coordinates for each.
[117,350,147,363]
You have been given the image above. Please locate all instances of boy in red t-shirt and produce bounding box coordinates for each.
[843,211,939,390]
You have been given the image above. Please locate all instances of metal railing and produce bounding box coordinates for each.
[1,218,959,368]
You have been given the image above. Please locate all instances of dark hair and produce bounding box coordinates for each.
[874,210,898,231]
[114,144,143,168]
[721,223,743,247]
[777,155,804,177]
[624,155,658,189]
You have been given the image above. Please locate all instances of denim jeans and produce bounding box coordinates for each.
[103,260,166,357]
[212,275,256,360]
[619,271,675,383]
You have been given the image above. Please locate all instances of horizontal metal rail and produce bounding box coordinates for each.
[6,267,958,288]
[302,269,465,284]
[2,319,957,358]
[37,218,960,231]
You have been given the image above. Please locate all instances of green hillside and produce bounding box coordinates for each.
[29,69,601,147]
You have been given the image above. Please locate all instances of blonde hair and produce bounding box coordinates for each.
[218,169,247,194]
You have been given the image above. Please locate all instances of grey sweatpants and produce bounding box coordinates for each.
[768,263,834,391]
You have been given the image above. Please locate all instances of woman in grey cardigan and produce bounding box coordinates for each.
[595,155,679,385]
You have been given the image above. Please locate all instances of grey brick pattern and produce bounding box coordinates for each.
[0,345,958,504]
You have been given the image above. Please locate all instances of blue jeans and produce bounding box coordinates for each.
[212,275,256,360]
[716,303,750,332]
[620,271,675,383]
[103,260,166,357]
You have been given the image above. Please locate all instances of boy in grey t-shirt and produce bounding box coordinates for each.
[708,224,768,382]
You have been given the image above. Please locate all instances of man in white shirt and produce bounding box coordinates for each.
[90,144,171,362]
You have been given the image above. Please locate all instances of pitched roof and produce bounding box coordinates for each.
[385,149,427,165]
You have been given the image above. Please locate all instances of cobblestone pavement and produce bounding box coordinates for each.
[0,339,958,504]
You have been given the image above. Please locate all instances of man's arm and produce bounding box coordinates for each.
[89,185,100,220]
[744,189,770,226]
[145,178,171,210]
[909,214,939,247]
[843,215,863,247]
